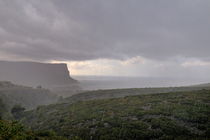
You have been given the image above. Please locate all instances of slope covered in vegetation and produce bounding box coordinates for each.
[0,81,58,110]
[21,89,210,140]
[0,98,7,119]
[63,85,210,104]
[0,82,67,140]
[0,120,67,140]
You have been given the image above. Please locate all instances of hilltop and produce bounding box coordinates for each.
[0,61,77,87]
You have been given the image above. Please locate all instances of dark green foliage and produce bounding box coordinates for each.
[21,90,210,140]
[11,105,26,120]
[0,120,29,140]
[0,120,67,140]
[0,98,6,119]
[63,85,210,104]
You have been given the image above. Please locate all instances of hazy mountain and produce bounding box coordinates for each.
[0,61,77,87]
[0,61,81,96]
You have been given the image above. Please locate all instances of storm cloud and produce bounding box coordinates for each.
[0,0,210,62]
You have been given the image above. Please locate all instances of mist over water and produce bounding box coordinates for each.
[73,75,210,90]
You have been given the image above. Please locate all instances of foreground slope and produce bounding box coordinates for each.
[21,89,210,140]
[0,120,68,140]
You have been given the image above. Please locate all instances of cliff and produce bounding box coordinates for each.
[0,61,77,88]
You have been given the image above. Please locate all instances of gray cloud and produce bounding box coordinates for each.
[0,0,210,61]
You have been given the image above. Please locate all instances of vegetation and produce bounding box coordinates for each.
[0,98,7,119]
[0,99,67,140]
[63,85,210,104]
[0,81,58,110]
[1,81,210,139]
[0,98,68,139]
[21,89,210,140]
[11,105,26,120]
[0,120,67,140]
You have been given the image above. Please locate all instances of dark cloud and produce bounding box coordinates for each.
[0,0,210,61]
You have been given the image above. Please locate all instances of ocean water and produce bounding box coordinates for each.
[72,76,210,90]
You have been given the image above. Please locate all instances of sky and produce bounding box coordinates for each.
[0,0,210,78]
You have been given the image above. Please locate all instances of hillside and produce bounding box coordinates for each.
[191,83,210,88]
[62,85,210,104]
[21,89,210,140]
[0,120,68,140]
[0,81,58,111]
[0,82,67,140]
[0,98,7,119]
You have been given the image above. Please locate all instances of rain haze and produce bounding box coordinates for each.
[1,1,210,139]
[0,0,210,89]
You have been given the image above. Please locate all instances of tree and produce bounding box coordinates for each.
[0,98,7,119]
[36,85,42,89]
[11,105,25,120]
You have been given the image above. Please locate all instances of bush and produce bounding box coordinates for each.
[11,105,25,120]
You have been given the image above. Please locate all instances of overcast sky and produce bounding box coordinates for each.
[0,0,210,78]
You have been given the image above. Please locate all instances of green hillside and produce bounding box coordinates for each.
[0,81,58,110]
[21,89,210,140]
[0,82,67,140]
[0,120,67,140]
[62,85,210,104]
[0,98,7,119]
[191,83,210,88]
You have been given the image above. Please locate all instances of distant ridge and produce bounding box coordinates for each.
[191,83,210,87]
[0,61,77,88]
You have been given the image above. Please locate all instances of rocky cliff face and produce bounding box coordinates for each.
[0,61,77,88]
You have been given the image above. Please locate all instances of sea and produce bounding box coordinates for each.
[72,75,210,90]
